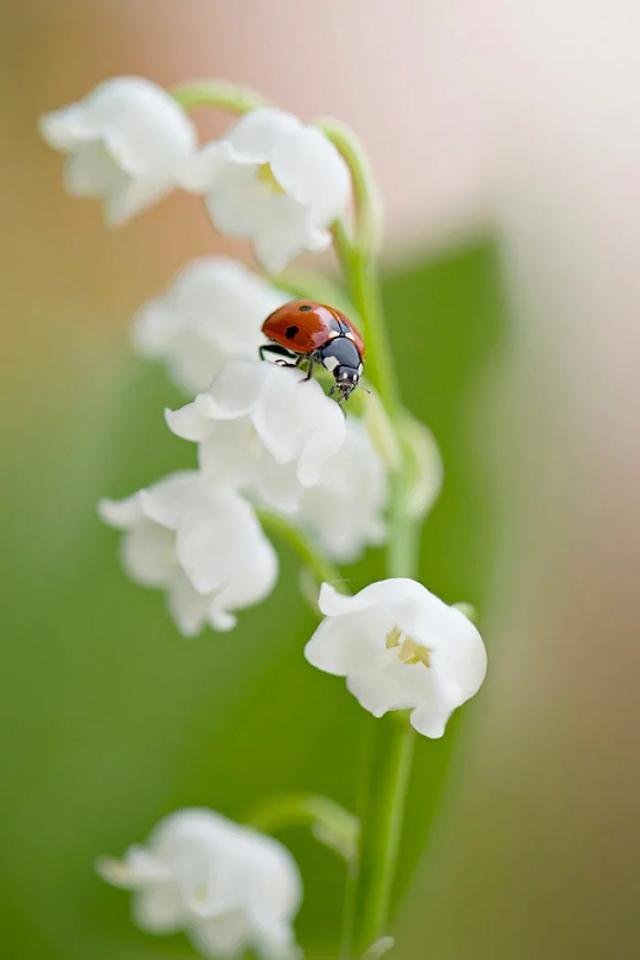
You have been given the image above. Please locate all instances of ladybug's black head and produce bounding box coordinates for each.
[319,336,363,403]
[334,365,360,401]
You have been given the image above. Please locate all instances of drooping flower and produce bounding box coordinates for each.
[166,360,346,513]
[98,471,277,633]
[132,257,287,394]
[40,77,196,225]
[98,808,302,960]
[304,579,487,738]
[294,417,387,562]
[179,108,351,273]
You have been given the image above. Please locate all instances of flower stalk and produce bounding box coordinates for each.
[349,712,415,957]
[247,792,359,864]
[326,129,421,957]
[257,510,344,596]
[171,79,270,114]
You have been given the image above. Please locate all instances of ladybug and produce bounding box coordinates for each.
[259,299,365,403]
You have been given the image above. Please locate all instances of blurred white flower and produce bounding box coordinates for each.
[98,808,301,960]
[294,417,387,562]
[99,471,277,633]
[166,360,346,513]
[40,76,196,225]
[180,108,351,273]
[305,579,487,738]
[132,257,287,394]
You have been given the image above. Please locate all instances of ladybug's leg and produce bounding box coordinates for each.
[300,350,320,382]
[259,343,297,366]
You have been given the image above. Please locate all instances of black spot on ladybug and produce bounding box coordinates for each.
[285,325,300,339]
[298,304,313,312]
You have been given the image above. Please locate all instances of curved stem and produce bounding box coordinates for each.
[316,118,382,255]
[257,510,343,594]
[171,79,270,114]
[247,793,359,863]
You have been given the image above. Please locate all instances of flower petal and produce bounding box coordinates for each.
[120,522,178,587]
[207,360,268,417]
[167,573,211,637]
[318,578,426,618]
[270,125,350,221]
[138,471,201,529]
[409,702,451,739]
[205,163,275,239]
[98,493,143,528]
[39,103,99,150]
[62,141,123,197]
[99,78,195,177]
[252,195,330,274]
[304,613,375,676]
[165,396,218,441]
[132,258,284,393]
[178,139,243,192]
[96,847,171,888]
[133,884,187,934]
[345,668,412,717]
[226,108,301,156]
[189,910,251,959]
[103,173,170,226]
[251,364,345,479]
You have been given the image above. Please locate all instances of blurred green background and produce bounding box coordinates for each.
[3,3,640,960]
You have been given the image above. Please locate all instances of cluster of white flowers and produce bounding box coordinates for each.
[41,77,386,632]
[100,287,388,631]
[42,75,488,960]
[42,72,482,732]
[40,76,350,272]
[98,809,302,959]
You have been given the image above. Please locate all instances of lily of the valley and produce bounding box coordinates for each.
[98,808,301,960]
[166,360,346,513]
[179,108,351,273]
[40,76,196,225]
[305,579,487,738]
[294,417,387,562]
[99,471,277,633]
[132,257,287,394]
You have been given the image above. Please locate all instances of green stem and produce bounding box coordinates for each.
[171,79,270,114]
[332,229,401,421]
[351,713,415,956]
[346,465,417,958]
[247,793,359,863]
[257,510,343,593]
[328,130,419,958]
[316,118,382,254]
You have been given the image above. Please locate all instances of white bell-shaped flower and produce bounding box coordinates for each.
[132,257,287,394]
[166,360,346,513]
[305,579,487,738]
[179,108,351,273]
[40,76,196,225]
[294,418,387,562]
[98,808,301,960]
[99,471,277,633]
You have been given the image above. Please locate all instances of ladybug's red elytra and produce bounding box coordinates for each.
[259,299,365,403]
